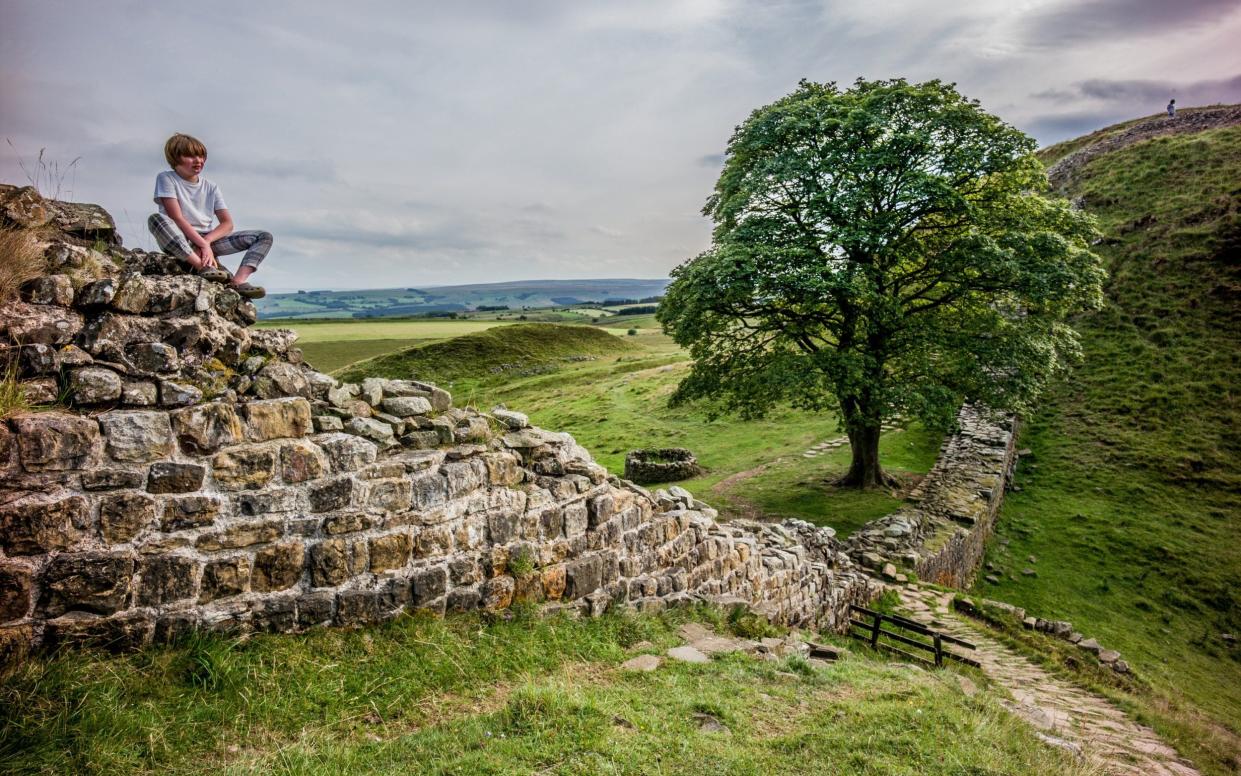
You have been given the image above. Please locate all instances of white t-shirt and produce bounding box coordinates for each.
[153,170,227,232]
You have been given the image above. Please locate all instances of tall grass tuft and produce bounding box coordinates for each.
[0,227,46,306]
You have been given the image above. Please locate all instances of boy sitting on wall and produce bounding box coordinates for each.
[148,133,270,299]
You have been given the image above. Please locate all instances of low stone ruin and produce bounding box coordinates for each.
[624,447,702,484]
[0,187,878,664]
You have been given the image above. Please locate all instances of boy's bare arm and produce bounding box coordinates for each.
[201,209,234,244]
[158,197,218,266]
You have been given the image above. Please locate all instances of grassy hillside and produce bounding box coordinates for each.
[335,323,639,389]
[978,118,1241,772]
[0,606,1093,775]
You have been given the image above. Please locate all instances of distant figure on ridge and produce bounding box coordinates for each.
[1167,99,1176,118]
[148,133,271,299]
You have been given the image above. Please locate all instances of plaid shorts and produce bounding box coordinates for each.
[147,212,273,271]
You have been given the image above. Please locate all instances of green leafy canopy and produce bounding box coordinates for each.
[658,78,1105,436]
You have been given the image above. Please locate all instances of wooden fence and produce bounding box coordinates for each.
[848,604,980,668]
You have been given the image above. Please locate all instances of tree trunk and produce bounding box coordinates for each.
[837,423,893,489]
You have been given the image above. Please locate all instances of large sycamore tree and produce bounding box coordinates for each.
[658,79,1104,488]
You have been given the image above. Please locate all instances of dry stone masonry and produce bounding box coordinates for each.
[0,187,878,664]
[846,405,1019,587]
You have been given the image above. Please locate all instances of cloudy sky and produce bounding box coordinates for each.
[3,1,1239,291]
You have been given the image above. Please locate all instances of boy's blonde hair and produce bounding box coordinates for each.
[164,133,208,167]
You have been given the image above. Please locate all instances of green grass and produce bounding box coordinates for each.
[977,121,1241,772]
[0,606,1097,775]
[336,323,641,387]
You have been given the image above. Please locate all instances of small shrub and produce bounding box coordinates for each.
[0,227,46,306]
[627,328,637,336]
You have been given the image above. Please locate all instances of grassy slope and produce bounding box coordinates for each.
[336,323,640,387]
[977,123,1241,772]
[324,321,941,534]
[0,607,1095,775]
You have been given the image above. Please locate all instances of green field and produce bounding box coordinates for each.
[973,122,1241,773]
[0,606,1093,775]
[255,319,515,373]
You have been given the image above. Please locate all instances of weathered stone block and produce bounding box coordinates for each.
[44,611,153,652]
[449,556,482,585]
[121,380,159,406]
[587,494,615,528]
[98,491,157,543]
[127,341,178,372]
[19,377,58,404]
[26,274,74,306]
[82,469,145,490]
[345,417,395,446]
[411,566,448,605]
[39,552,135,615]
[147,462,206,493]
[335,589,386,627]
[14,414,98,471]
[322,512,379,535]
[195,520,282,551]
[564,502,588,538]
[309,539,357,587]
[296,591,335,628]
[367,478,412,511]
[0,494,87,555]
[542,565,567,600]
[280,439,328,483]
[251,361,312,400]
[490,408,529,429]
[3,301,83,345]
[482,576,515,610]
[238,488,301,516]
[381,396,432,417]
[162,495,221,531]
[244,397,312,442]
[0,565,33,622]
[253,542,304,592]
[252,597,297,632]
[170,402,243,454]
[443,460,485,499]
[137,555,198,606]
[200,555,251,602]
[483,453,524,488]
[565,555,603,600]
[212,444,277,490]
[446,587,481,612]
[314,432,378,473]
[409,470,448,510]
[513,573,545,604]
[309,476,360,512]
[487,507,520,544]
[98,410,173,462]
[21,343,59,374]
[369,533,412,573]
[158,380,202,407]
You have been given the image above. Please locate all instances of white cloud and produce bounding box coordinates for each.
[2,1,1238,289]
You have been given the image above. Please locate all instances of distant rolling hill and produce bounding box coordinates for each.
[255,278,670,320]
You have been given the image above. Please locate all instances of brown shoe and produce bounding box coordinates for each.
[231,282,266,299]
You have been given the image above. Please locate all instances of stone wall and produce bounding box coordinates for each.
[845,406,1019,588]
[0,188,877,664]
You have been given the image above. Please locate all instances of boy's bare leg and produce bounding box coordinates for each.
[232,266,256,285]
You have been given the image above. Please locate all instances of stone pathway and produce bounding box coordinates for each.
[801,420,903,459]
[897,585,1200,776]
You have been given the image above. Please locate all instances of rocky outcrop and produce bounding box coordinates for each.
[0,189,877,663]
